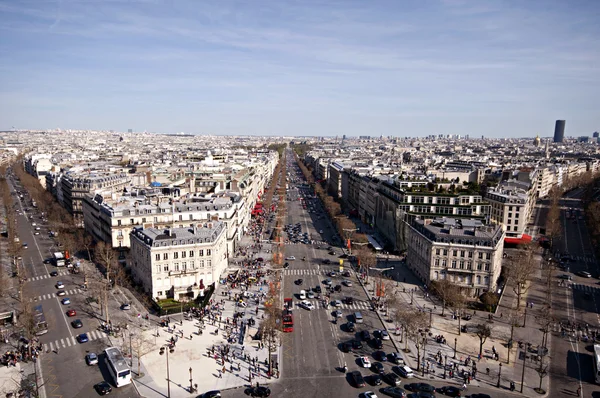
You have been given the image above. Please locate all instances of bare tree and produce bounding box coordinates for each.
[355,247,376,284]
[259,281,282,376]
[130,330,155,375]
[397,307,428,355]
[506,243,538,310]
[475,323,492,357]
[545,188,562,250]
[430,279,460,316]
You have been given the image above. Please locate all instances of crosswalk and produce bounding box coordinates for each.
[572,255,596,263]
[284,269,347,276]
[283,241,328,245]
[571,283,600,294]
[30,288,84,302]
[27,270,69,282]
[295,299,372,311]
[42,329,106,352]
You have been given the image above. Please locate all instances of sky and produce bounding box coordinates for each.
[0,0,599,137]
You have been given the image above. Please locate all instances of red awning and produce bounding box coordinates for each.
[504,234,532,245]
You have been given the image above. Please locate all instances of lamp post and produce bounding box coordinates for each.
[497,363,503,388]
[429,308,433,328]
[159,345,172,398]
[454,338,457,359]
[444,355,447,379]
[411,289,414,305]
[189,367,195,393]
[520,346,527,393]
[523,307,527,327]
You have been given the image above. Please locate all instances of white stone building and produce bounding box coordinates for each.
[129,222,227,300]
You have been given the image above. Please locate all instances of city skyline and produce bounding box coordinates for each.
[1,0,599,137]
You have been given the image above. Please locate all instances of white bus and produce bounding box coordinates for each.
[104,347,132,387]
[593,344,600,384]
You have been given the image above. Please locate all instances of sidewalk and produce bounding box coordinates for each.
[125,233,280,398]
[356,255,551,396]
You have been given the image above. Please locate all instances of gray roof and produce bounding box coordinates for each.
[132,221,225,247]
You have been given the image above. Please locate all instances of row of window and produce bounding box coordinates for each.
[434,248,491,260]
[155,259,212,273]
[155,249,212,261]
[433,271,490,285]
[433,258,491,271]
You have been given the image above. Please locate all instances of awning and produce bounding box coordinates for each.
[367,235,383,251]
[504,234,532,245]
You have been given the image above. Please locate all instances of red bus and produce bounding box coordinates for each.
[282,310,293,332]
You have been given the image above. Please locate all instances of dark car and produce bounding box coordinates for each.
[367,374,382,386]
[345,296,354,305]
[352,340,363,349]
[346,322,356,332]
[373,338,384,349]
[284,262,290,268]
[71,319,83,328]
[408,393,435,398]
[295,279,303,285]
[373,350,387,362]
[437,385,462,396]
[77,333,89,343]
[384,372,401,386]
[465,394,492,398]
[200,390,222,398]
[250,386,271,397]
[371,362,385,374]
[94,381,112,395]
[343,271,351,277]
[334,285,342,292]
[406,383,436,393]
[50,271,58,277]
[360,330,371,341]
[381,386,407,398]
[323,259,331,264]
[314,286,322,293]
[341,342,353,353]
[349,371,366,388]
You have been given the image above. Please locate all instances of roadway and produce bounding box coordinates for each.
[535,188,600,397]
[8,176,138,398]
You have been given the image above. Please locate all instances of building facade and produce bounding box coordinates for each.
[129,222,227,300]
[406,218,504,297]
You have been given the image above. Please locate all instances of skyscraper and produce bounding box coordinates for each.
[553,120,565,143]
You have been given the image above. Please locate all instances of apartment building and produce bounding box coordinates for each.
[406,218,504,297]
[129,222,227,300]
[486,180,536,243]
[82,192,245,257]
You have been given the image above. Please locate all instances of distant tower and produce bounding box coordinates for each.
[545,139,550,159]
[533,135,541,147]
[593,132,599,138]
[553,120,565,143]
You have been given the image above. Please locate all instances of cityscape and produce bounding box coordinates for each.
[1,2,600,398]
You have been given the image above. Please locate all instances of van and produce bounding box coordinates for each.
[299,290,306,300]
[396,365,414,378]
[354,312,363,323]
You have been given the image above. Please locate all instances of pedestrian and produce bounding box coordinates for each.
[462,382,467,390]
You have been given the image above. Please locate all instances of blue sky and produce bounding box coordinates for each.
[1,0,598,137]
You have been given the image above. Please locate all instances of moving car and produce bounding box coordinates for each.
[373,338,384,349]
[120,303,131,310]
[577,271,592,278]
[359,356,371,368]
[371,362,385,374]
[61,298,71,305]
[56,290,66,297]
[343,280,353,287]
[77,333,89,343]
[94,381,112,395]
[437,385,462,396]
[333,310,343,318]
[394,365,415,378]
[66,310,76,317]
[249,386,271,397]
[56,281,64,289]
[86,352,98,365]
[361,392,378,398]
[300,300,315,310]
[381,386,407,398]
[367,374,382,386]
[351,340,363,349]
[558,274,572,280]
[333,300,342,307]
[200,391,222,398]
[346,322,356,332]
[405,383,435,393]
[349,371,366,388]
[388,352,405,365]
[49,270,58,276]
[71,319,83,328]
[285,256,296,261]
[383,372,401,386]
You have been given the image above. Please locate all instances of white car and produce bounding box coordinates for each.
[319,230,324,234]
[334,310,343,318]
[61,298,71,305]
[343,280,353,287]
[300,300,315,310]
[333,300,342,307]
[362,392,378,398]
[35,227,41,230]
[86,352,99,365]
[56,281,64,289]
[380,330,390,340]
[285,256,296,261]
[359,356,371,368]
[31,223,36,226]
[238,301,248,308]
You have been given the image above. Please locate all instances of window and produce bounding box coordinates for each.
[460,250,465,258]
[142,217,146,223]
[434,259,440,266]
[182,251,186,258]
[199,260,205,268]
[179,215,183,221]
[434,271,439,280]
[117,220,122,226]
[182,262,186,270]
[468,251,473,258]
[442,260,447,267]
[157,291,162,296]
[467,261,472,270]
[174,262,180,271]
[515,213,519,218]
[207,259,212,268]
[514,226,518,231]
[206,249,212,256]
[477,263,482,270]
[459,261,465,269]
[453,250,458,257]
[478,253,483,259]
[163,265,169,272]
[154,217,158,223]
[174,252,179,259]
[486,253,491,260]
[484,276,489,285]
[484,263,490,271]
[507,219,511,224]
[199,250,204,257]
[443,249,448,256]
[163,253,169,260]
[476,275,481,284]
[156,265,161,273]
[435,249,440,255]
[189,250,194,257]
[190,261,194,269]
[155,254,160,261]
[451,260,457,269]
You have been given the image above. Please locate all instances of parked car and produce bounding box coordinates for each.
[94,381,112,395]
[380,387,407,398]
[120,303,131,310]
[86,352,98,365]
[349,371,366,388]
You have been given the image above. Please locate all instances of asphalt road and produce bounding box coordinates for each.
[543,189,600,397]
[8,177,138,398]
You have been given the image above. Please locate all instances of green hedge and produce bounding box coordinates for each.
[153,284,215,316]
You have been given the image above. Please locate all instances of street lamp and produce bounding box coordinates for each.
[443,355,447,379]
[189,367,196,393]
[497,363,503,388]
[454,338,457,359]
[159,345,173,398]
[429,308,433,328]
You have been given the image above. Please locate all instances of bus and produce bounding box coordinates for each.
[53,252,65,267]
[33,304,48,336]
[104,347,132,387]
[282,309,294,333]
[593,344,600,384]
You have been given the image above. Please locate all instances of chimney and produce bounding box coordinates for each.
[193,224,197,235]
[165,229,171,237]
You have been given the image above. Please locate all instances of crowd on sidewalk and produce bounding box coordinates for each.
[1,337,42,367]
